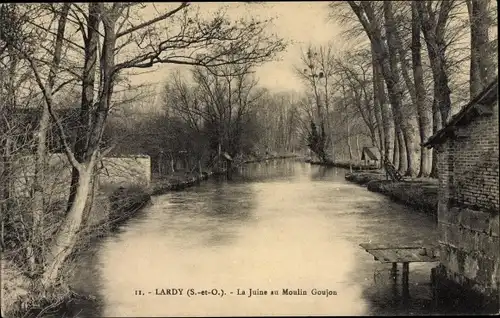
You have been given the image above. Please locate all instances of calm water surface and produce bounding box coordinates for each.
[71,160,448,316]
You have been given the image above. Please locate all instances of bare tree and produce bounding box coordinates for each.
[467,0,494,98]
[294,46,334,162]
[371,44,394,165]
[411,1,433,177]
[347,1,418,175]
[416,0,455,127]
[4,2,286,287]
[334,50,379,149]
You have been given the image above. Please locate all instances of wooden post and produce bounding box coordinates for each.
[402,262,410,302]
[391,262,398,302]
[391,262,398,280]
[431,267,438,309]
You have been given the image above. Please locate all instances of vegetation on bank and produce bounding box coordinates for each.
[1,3,287,317]
[1,185,151,318]
[345,171,438,217]
[151,153,300,195]
[307,159,379,171]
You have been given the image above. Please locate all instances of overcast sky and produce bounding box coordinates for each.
[129,2,342,95]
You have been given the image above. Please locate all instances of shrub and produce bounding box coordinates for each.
[108,185,151,229]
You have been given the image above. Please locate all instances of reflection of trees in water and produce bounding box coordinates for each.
[232,159,298,182]
[165,180,258,247]
[64,247,105,317]
[205,183,255,222]
[310,166,344,181]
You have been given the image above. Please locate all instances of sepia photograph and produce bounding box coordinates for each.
[0,1,498,317]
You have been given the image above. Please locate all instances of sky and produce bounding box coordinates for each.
[129,2,342,96]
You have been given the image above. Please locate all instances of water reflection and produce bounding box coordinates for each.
[309,165,343,181]
[69,161,450,316]
[232,159,300,183]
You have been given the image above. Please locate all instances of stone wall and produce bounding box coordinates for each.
[99,156,151,188]
[11,154,151,200]
[11,153,72,200]
[436,100,499,306]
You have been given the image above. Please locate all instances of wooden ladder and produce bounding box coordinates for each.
[384,157,405,182]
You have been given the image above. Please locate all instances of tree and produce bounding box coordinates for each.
[334,49,379,149]
[347,1,418,175]
[329,0,497,177]
[411,1,433,177]
[467,0,494,98]
[295,46,335,162]
[371,43,394,165]
[3,2,286,287]
[307,121,327,162]
[416,0,455,127]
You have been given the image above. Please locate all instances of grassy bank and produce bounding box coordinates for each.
[243,153,300,163]
[151,154,300,195]
[345,171,438,218]
[1,184,151,318]
[151,171,214,195]
[307,159,379,170]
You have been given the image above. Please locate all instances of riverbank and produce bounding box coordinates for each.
[58,159,446,316]
[1,184,152,318]
[344,171,438,219]
[1,155,299,317]
[244,154,300,163]
[307,159,379,170]
[151,154,300,195]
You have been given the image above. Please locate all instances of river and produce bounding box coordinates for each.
[68,160,454,316]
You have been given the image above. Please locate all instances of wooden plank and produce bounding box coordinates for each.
[363,248,440,263]
[367,249,399,263]
[359,243,422,250]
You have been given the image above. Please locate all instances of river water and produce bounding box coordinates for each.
[69,160,452,316]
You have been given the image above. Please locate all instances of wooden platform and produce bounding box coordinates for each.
[360,243,440,302]
[359,243,440,263]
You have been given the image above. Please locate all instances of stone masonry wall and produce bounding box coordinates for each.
[436,101,499,302]
[11,154,151,200]
[99,156,151,188]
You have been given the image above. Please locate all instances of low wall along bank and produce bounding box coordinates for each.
[10,153,151,200]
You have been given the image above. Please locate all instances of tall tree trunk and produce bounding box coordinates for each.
[397,126,407,172]
[347,123,353,162]
[417,0,453,127]
[468,0,492,98]
[412,1,432,177]
[361,84,378,148]
[42,164,93,285]
[322,66,334,158]
[430,100,441,178]
[31,4,70,274]
[374,56,393,163]
[42,4,118,286]
[383,1,414,175]
[393,127,399,168]
[393,20,420,176]
[356,134,361,160]
[67,3,100,214]
[371,45,385,156]
[81,163,98,226]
